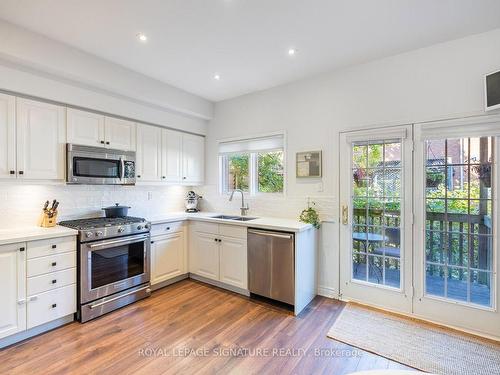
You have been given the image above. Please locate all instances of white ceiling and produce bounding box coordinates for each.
[1,0,500,102]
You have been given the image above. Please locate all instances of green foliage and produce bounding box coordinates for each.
[299,202,320,229]
[228,151,284,193]
[228,154,249,191]
[258,152,284,193]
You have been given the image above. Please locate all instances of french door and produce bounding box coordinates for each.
[339,125,413,313]
[339,117,500,339]
[413,117,500,338]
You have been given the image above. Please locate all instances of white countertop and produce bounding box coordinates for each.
[148,212,313,233]
[0,225,78,246]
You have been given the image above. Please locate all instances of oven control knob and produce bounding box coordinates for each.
[145,223,150,229]
[85,231,93,238]
[95,231,103,237]
[117,226,125,233]
[137,225,144,230]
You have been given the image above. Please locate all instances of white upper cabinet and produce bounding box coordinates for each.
[16,98,66,180]
[182,133,204,184]
[0,94,16,179]
[66,108,105,147]
[67,109,136,151]
[136,123,162,182]
[162,129,183,182]
[104,117,136,151]
[0,243,26,340]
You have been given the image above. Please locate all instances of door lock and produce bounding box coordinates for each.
[342,205,349,225]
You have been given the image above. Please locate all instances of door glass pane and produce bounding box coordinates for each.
[351,139,402,288]
[91,242,145,289]
[424,137,494,307]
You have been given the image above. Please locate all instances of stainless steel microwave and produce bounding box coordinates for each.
[66,144,136,185]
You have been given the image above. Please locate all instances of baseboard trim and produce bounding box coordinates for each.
[0,314,74,349]
[317,285,337,299]
[151,274,189,291]
[189,273,250,297]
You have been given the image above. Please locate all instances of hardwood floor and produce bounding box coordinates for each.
[0,280,414,375]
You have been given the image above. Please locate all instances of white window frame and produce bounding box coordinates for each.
[219,149,285,196]
[218,132,286,197]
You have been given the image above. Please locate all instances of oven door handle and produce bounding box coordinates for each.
[88,234,150,249]
[88,286,151,309]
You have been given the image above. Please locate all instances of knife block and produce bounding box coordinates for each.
[39,212,58,228]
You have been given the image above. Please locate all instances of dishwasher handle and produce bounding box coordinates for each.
[248,229,293,240]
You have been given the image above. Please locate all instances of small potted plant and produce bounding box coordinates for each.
[353,168,370,187]
[299,200,320,229]
[426,170,445,188]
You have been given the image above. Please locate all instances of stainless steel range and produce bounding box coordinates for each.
[59,216,151,322]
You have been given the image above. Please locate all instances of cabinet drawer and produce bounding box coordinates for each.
[151,221,184,236]
[191,221,219,235]
[27,252,76,277]
[27,284,76,329]
[27,268,76,296]
[27,236,76,259]
[219,224,247,239]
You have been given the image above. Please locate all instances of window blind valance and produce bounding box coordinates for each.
[218,134,284,154]
[417,114,500,140]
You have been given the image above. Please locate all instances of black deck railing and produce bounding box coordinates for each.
[352,208,491,282]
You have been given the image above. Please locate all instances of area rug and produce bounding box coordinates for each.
[327,303,500,375]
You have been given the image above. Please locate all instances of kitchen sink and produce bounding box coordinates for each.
[211,215,258,221]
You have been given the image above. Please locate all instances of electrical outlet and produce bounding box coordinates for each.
[148,192,153,200]
[317,182,323,192]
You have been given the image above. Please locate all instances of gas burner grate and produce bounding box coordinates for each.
[59,216,146,230]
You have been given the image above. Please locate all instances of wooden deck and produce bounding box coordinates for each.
[0,280,414,375]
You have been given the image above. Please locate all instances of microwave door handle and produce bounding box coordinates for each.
[120,158,125,180]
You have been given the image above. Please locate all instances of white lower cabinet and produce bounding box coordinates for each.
[27,284,76,329]
[219,236,248,289]
[0,243,26,340]
[190,232,220,281]
[189,223,248,291]
[151,231,186,285]
[0,236,77,342]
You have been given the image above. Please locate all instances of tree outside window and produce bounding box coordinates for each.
[222,150,284,194]
[227,153,249,191]
[258,151,284,193]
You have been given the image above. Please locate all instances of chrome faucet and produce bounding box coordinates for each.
[229,189,249,216]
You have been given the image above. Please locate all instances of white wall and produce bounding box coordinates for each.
[201,28,500,298]
[0,20,213,134]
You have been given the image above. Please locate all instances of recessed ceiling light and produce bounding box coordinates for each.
[213,74,221,81]
[137,33,148,42]
[288,48,297,56]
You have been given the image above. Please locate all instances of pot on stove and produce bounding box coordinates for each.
[102,203,131,218]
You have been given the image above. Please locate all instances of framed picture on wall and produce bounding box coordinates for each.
[296,151,322,178]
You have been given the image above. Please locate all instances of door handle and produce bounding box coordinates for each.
[342,205,349,225]
[120,158,125,180]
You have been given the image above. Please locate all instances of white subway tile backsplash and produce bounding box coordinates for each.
[197,185,336,223]
[0,184,189,228]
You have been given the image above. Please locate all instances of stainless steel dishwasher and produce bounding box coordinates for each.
[248,229,295,305]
